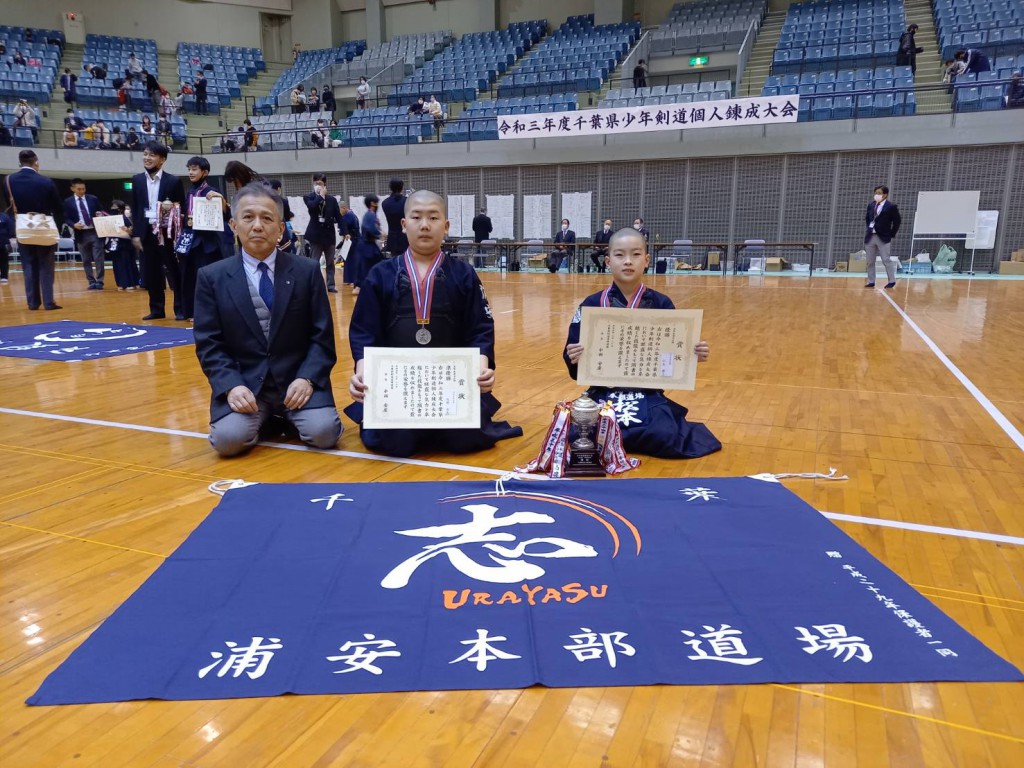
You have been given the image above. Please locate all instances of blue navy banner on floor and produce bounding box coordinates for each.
[0,321,194,361]
[29,477,1022,705]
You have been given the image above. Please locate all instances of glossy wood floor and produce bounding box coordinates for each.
[1,265,1022,767]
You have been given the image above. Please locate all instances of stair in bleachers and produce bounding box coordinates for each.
[740,10,786,97]
[650,0,768,59]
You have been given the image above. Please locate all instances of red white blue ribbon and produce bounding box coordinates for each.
[403,249,445,326]
[600,283,646,308]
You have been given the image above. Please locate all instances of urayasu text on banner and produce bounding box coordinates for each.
[497,95,800,140]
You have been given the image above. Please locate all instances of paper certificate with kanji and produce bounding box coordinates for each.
[191,196,224,232]
[578,307,703,390]
[93,214,129,239]
[363,346,481,429]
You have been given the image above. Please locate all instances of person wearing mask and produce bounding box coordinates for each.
[6,150,64,310]
[472,208,492,244]
[896,24,924,75]
[176,156,229,320]
[126,52,143,82]
[632,216,649,243]
[13,99,38,141]
[426,94,444,134]
[381,178,408,257]
[62,127,80,149]
[408,96,425,115]
[130,141,186,319]
[140,115,156,138]
[290,84,305,114]
[591,218,613,273]
[328,119,344,147]
[102,200,139,290]
[303,173,344,293]
[356,76,370,109]
[63,178,105,289]
[307,86,320,113]
[194,70,208,115]
[310,118,330,148]
[156,116,173,146]
[863,185,902,289]
[549,218,576,273]
[126,126,141,150]
[60,67,77,104]
[321,85,336,119]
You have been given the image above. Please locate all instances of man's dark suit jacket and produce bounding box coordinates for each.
[864,200,902,244]
[6,167,62,220]
[193,249,337,423]
[472,213,492,243]
[130,170,185,238]
[554,228,576,256]
[63,193,102,241]
[380,192,408,255]
[303,192,343,247]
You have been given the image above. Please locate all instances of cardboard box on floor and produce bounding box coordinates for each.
[707,251,721,270]
[765,257,787,272]
[1011,249,1024,262]
[835,261,849,272]
[998,260,1024,275]
[848,250,867,273]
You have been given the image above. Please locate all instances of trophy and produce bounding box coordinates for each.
[565,394,605,477]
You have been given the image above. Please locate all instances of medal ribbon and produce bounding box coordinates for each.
[601,283,646,308]
[403,249,445,326]
[188,181,210,218]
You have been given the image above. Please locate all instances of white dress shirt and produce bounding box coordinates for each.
[145,169,163,221]
[241,248,277,296]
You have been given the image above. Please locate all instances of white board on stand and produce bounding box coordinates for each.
[913,191,981,236]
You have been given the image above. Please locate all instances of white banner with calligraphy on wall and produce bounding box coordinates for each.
[497,95,800,140]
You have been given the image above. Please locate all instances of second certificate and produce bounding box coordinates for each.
[363,346,481,429]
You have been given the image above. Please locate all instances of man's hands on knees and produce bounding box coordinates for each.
[478,355,494,394]
[227,385,259,413]
[349,359,367,402]
[284,378,314,410]
[565,343,584,365]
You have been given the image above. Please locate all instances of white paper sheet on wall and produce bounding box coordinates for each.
[486,194,514,240]
[523,194,552,240]
[447,195,475,238]
[965,210,998,249]
[288,196,310,236]
[560,191,593,240]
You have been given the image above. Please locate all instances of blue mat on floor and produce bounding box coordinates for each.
[0,321,193,361]
[28,477,1023,705]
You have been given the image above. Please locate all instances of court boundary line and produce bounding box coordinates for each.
[880,291,1024,452]
[1,406,1021,546]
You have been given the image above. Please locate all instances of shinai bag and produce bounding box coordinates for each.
[5,176,59,246]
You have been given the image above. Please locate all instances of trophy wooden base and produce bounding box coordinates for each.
[565,448,606,477]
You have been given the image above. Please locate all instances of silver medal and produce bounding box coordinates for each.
[415,327,431,345]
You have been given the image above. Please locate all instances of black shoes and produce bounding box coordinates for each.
[884,282,896,289]
[174,314,186,321]
[142,313,165,320]
[864,283,875,288]
[44,303,62,310]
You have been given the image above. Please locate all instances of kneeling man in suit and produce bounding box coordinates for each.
[194,182,342,457]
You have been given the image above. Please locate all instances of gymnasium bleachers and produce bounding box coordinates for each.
[649,0,767,58]
[0,25,64,103]
[387,21,544,106]
[935,0,1024,59]
[763,64,916,120]
[176,42,266,111]
[244,111,334,150]
[599,81,734,108]
[77,35,158,111]
[772,0,905,74]
[258,40,366,113]
[69,106,187,146]
[336,104,438,146]
[497,16,638,97]
[952,54,1024,110]
[444,94,578,141]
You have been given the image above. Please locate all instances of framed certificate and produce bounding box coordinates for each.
[577,307,703,390]
[93,214,129,239]
[191,196,224,232]
[362,346,481,429]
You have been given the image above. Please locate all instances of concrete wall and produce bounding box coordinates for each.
[386,0,492,38]
[498,0,594,28]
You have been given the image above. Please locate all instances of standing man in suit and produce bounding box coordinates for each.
[6,150,63,310]
[864,185,902,289]
[131,141,186,320]
[302,172,343,293]
[472,208,492,244]
[339,200,361,287]
[381,178,408,257]
[548,218,576,273]
[193,70,208,115]
[63,178,105,290]
[193,182,341,458]
[591,218,613,273]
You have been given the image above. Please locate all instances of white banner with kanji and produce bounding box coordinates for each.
[497,95,800,140]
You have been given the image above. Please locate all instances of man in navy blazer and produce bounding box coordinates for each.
[864,184,902,289]
[6,150,63,310]
[549,218,576,273]
[193,183,341,458]
[63,178,105,289]
[131,141,186,319]
[381,177,408,256]
[303,172,344,293]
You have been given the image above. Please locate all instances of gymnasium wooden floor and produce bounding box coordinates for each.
[1,265,1022,767]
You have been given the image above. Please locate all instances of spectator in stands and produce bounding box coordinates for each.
[408,96,425,115]
[896,24,924,75]
[111,126,126,150]
[7,149,64,310]
[307,87,320,113]
[65,108,85,132]
[117,80,132,111]
[172,89,185,115]
[159,90,174,120]
[0,209,12,284]
[1006,73,1024,108]
[143,69,161,102]
[219,127,239,153]
[84,62,107,80]
[472,208,492,244]
[291,84,306,114]
[356,77,370,109]
[591,218,613,273]
[63,127,80,149]
[140,115,156,138]
[0,43,6,58]
[81,121,97,148]
[126,126,141,150]
[328,119,344,147]
[955,48,991,75]
[292,43,301,63]
[381,179,408,257]
[126,52,143,82]
[60,67,77,105]
[104,199,139,290]
[92,119,111,149]
[0,122,10,146]
[13,99,38,141]
[633,59,648,90]
[156,116,173,146]
[310,118,330,148]
[321,85,336,119]
[244,119,258,150]
[12,50,26,67]
[549,218,576,273]
[194,70,208,115]
[303,173,344,293]
[864,184,901,289]
[426,95,444,134]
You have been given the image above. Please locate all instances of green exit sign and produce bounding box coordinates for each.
[123,181,133,190]
[689,55,709,67]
